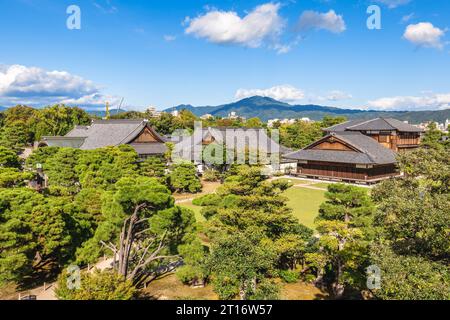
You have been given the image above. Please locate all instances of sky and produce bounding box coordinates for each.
[0,0,450,111]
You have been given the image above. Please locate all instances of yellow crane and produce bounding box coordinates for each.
[105,101,110,119]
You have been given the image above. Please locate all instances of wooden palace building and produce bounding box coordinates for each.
[283,118,423,183]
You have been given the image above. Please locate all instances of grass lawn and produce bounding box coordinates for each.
[282,178,311,185]
[309,182,331,189]
[178,200,205,222]
[284,187,326,229]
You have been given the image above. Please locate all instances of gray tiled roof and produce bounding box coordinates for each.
[173,127,292,155]
[325,118,423,133]
[284,132,397,165]
[43,119,167,155]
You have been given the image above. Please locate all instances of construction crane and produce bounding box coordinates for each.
[116,97,124,115]
[105,101,111,119]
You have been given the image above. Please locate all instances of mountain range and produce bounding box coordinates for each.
[164,96,450,124]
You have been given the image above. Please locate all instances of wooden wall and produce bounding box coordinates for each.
[132,127,160,143]
[297,162,398,181]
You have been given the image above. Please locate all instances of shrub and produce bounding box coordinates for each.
[202,169,220,182]
[279,270,299,283]
[192,194,221,206]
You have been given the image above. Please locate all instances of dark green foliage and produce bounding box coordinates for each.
[56,269,137,300]
[168,162,202,193]
[208,231,279,300]
[0,146,20,168]
[318,183,375,231]
[369,146,450,299]
[192,194,221,206]
[138,156,166,179]
[176,239,210,285]
[370,244,450,300]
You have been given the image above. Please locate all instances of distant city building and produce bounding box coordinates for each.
[267,117,313,127]
[226,111,246,121]
[171,110,180,117]
[146,106,162,118]
[200,114,214,120]
[416,120,449,133]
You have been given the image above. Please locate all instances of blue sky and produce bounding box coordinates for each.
[0,0,449,111]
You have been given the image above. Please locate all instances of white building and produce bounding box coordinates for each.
[146,106,162,118]
[200,114,214,120]
[267,117,313,127]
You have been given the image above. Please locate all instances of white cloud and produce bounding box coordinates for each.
[235,85,305,102]
[375,0,411,9]
[401,13,415,24]
[164,35,177,42]
[0,64,119,108]
[403,22,446,49]
[297,10,346,34]
[368,92,450,111]
[325,90,353,101]
[93,0,118,14]
[184,3,285,49]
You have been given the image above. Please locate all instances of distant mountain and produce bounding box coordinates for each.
[0,106,7,111]
[164,96,450,123]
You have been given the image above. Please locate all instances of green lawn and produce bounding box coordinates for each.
[284,187,326,229]
[309,182,331,189]
[178,201,205,222]
[179,184,327,229]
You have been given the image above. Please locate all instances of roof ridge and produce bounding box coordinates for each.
[116,120,146,145]
[346,118,379,129]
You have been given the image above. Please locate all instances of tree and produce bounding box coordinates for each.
[305,183,374,297]
[0,167,34,188]
[76,176,196,287]
[75,145,139,190]
[168,162,202,193]
[33,105,91,140]
[56,269,136,300]
[320,116,347,129]
[421,122,444,150]
[208,231,279,300]
[194,166,312,296]
[0,121,31,152]
[318,184,375,230]
[370,146,450,299]
[176,238,210,286]
[139,156,166,180]
[369,244,450,300]
[372,148,450,261]
[307,221,366,298]
[245,117,263,128]
[0,188,43,284]
[44,148,81,195]
[0,146,20,168]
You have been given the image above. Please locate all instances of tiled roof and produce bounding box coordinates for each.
[325,118,423,133]
[43,119,167,155]
[173,127,292,155]
[284,132,397,165]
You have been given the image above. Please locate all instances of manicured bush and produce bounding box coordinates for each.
[279,270,299,283]
[192,194,221,206]
[202,169,220,182]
